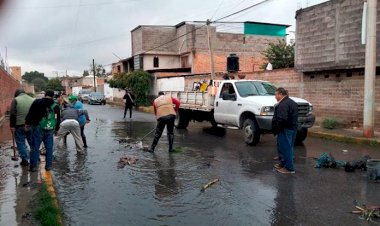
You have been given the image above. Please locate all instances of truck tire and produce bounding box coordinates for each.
[295,128,308,145]
[175,110,189,129]
[243,118,260,146]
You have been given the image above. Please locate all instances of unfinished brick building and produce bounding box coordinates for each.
[112,21,286,75]
[295,0,380,128]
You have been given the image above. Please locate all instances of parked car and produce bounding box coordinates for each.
[88,92,106,105]
[78,90,92,102]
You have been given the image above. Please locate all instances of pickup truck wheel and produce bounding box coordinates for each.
[295,128,308,145]
[243,118,260,146]
[175,111,189,129]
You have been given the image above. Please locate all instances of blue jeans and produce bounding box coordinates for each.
[30,126,54,169]
[15,126,32,160]
[277,129,296,171]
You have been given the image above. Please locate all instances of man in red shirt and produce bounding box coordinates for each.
[148,91,180,153]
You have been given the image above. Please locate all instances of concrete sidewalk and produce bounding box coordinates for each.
[309,126,380,145]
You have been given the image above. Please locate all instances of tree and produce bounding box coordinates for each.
[32,78,47,92]
[83,70,89,77]
[261,40,295,69]
[107,70,153,106]
[46,78,64,91]
[90,64,106,77]
[22,71,48,83]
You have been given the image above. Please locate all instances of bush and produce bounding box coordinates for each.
[107,70,153,106]
[322,117,339,129]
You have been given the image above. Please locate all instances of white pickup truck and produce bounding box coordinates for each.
[169,80,315,145]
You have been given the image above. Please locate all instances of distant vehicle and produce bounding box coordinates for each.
[88,92,106,105]
[78,90,92,102]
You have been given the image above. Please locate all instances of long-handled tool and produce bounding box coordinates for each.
[135,128,156,149]
[11,130,19,161]
[140,128,156,142]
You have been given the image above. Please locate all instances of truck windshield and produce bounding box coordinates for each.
[235,81,276,97]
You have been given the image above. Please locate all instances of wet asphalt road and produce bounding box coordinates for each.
[2,103,380,226]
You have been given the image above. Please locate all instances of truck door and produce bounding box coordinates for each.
[214,82,240,125]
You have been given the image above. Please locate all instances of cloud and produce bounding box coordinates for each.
[0,0,328,77]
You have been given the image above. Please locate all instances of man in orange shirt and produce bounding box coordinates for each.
[148,91,180,153]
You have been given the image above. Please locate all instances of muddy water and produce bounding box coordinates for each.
[51,105,380,226]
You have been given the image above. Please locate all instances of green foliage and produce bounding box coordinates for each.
[83,70,89,77]
[22,71,48,83]
[261,40,295,69]
[46,78,64,91]
[35,184,62,226]
[322,117,339,129]
[32,78,47,92]
[107,70,153,106]
[90,64,106,77]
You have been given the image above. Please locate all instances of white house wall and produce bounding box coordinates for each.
[156,77,184,92]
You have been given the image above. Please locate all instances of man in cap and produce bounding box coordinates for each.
[10,89,35,166]
[69,95,90,147]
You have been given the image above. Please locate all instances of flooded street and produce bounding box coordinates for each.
[1,104,379,226]
[49,104,379,226]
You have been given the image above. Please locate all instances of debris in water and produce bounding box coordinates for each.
[201,178,220,192]
[351,201,380,222]
[342,150,348,153]
[119,137,134,144]
[118,155,138,168]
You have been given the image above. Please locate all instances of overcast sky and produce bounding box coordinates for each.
[0,0,328,77]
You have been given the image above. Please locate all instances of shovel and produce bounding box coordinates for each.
[11,130,18,161]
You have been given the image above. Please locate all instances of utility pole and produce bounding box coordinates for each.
[363,0,377,138]
[206,19,216,80]
[92,59,97,92]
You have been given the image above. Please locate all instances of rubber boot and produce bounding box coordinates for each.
[82,137,88,148]
[168,134,174,152]
[148,130,162,153]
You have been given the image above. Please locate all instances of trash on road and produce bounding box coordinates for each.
[367,159,380,182]
[201,178,220,192]
[119,137,134,143]
[351,200,380,222]
[344,155,371,172]
[315,153,346,168]
[118,155,138,168]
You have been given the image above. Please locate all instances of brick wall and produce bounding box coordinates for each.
[296,0,380,72]
[192,53,267,74]
[0,67,21,122]
[182,68,380,129]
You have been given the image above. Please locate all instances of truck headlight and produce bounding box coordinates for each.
[309,105,313,113]
[260,106,274,116]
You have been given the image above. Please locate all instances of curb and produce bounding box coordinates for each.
[39,156,63,225]
[308,131,380,145]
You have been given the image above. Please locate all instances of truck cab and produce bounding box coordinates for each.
[213,80,315,145]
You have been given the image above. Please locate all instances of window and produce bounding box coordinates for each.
[219,83,235,98]
[117,65,121,73]
[153,56,159,68]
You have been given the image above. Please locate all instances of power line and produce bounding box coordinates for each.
[104,0,274,66]
[213,0,273,22]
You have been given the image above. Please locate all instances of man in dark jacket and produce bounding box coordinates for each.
[123,89,135,119]
[272,88,298,174]
[25,90,60,172]
[10,89,35,166]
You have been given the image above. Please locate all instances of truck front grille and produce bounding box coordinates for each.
[298,103,309,117]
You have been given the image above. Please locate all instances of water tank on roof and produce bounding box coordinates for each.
[227,54,239,72]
